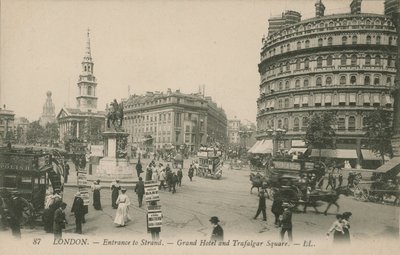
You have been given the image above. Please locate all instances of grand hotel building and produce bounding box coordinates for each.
[123,89,227,152]
[255,0,399,167]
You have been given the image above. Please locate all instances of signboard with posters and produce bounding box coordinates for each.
[79,189,90,205]
[77,167,90,205]
[273,161,301,171]
[147,211,162,228]
[145,181,160,202]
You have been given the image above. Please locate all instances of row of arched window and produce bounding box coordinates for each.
[265,53,394,76]
[262,73,393,95]
[265,16,394,46]
[259,92,392,112]
[264,33,396,59]
[258,115,368,132]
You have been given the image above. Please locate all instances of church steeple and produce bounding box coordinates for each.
[84,29,92,62]
[76,29,98,112]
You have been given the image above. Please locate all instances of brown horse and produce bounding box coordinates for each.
[302,186,351,215]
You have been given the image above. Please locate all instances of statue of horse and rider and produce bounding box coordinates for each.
[107,99,124,129]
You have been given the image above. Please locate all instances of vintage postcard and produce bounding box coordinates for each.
[0,0,399,254]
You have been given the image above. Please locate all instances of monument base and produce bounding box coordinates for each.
[96,157,134,179]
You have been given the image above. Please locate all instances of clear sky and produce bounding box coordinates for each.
[0,0,384,123]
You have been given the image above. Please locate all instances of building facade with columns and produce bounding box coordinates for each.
[123,89,227,152]
[57,30,105,143]
[256,0,397,167]
[0,105,15,144]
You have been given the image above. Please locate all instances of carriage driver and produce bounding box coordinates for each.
[298,174,308,201]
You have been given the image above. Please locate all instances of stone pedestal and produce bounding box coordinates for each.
[96,131,134,179]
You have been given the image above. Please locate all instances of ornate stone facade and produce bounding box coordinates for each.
[257,0,397,165]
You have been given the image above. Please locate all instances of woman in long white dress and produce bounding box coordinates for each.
[113,187,131,227]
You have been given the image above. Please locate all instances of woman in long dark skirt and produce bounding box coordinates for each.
[91,180,102,210]
[110,180,121,209]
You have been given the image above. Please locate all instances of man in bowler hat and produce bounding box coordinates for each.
[209,216,223,241]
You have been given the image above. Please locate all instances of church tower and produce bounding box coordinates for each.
[76,29,98,112]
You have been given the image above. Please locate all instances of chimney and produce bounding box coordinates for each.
[315,0,326,17]
[350,0,362,14]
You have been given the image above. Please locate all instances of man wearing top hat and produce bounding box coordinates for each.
[209,216,223,241]
[71,192,84,234]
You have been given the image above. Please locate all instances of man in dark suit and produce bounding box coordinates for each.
[171,172,178,194]
[209,216,223,241]
[71,192,84,234]
[280,203,293,242]
[166,168,173,192]
[253,190,267,221]
[134,177,145,207]
[53,202,67,241]
[177,169,183,187]
[64,162,70,183]
[136,158,143,178]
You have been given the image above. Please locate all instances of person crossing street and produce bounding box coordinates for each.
[134,177,145,207]
[253,190,267,221]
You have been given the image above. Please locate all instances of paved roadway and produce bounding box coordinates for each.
[0,159,398,253]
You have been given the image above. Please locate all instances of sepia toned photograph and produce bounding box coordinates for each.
[0,0,399,254]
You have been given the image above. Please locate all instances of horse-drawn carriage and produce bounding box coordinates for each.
[0,146,66,226]
[352,175,400,205]
[196,147,223,179]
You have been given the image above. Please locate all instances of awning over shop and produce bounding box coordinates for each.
[361,149,388,161]
[385,95,392,105]
[270,100,275,109]
[288,147,308,154]
[349,94,356,103]
[291,140,306,147]
[302,96,308,105]
[310,149,357,159]
[325,94,332,103]
[248,140,262,153]
[339,94,346,103]
[375,157,400,176]
[373,94,380,104]
[314,94,322,104]
[253,139,273,154]
[363,94,370,103]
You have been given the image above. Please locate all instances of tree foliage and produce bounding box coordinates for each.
[26,121,59,145]
[26,121,45,144]
[304,112,336,150]
[83,118,104,144]
[44,122,59,144]
[364,107,393,163]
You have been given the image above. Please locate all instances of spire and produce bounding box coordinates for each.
[84,28,92,62]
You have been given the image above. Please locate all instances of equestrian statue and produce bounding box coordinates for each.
[106,99,124,129]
